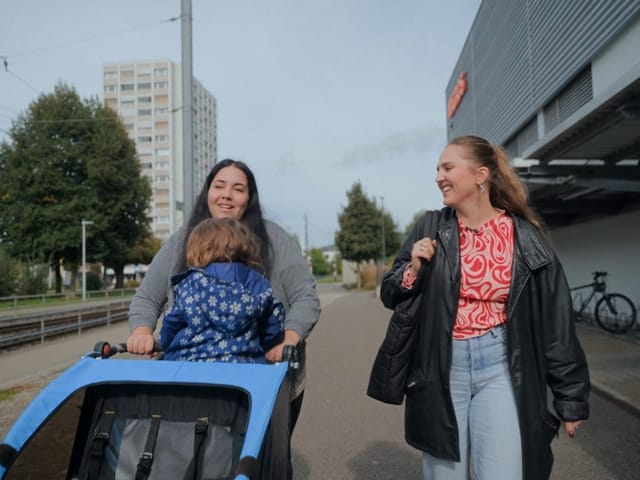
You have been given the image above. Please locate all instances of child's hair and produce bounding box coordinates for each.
[186,218,263,271]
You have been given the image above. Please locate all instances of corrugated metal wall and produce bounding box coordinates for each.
[447,0,640,146]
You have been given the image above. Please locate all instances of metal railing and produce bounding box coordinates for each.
[0,300,131,349]
[0,288,136,309]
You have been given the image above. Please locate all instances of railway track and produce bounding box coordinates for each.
[0,301,131,350]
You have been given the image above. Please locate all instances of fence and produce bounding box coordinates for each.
[0,288,136,309]
[0,300,131,349]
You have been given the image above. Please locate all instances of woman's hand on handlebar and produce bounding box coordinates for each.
[266,329,301,363]
[127,326,157,356]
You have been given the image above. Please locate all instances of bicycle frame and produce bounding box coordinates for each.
[570,282,598,318]
[571,271,608,317]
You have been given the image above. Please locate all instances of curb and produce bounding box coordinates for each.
[590,381,640,419]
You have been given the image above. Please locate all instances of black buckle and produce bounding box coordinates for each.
[137,452,153,473]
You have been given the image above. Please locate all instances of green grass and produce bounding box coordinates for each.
[0,386,24,401]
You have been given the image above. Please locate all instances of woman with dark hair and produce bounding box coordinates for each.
[379,136,589,480]
[127,159,321,465]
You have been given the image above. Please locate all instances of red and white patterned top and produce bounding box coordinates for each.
[455,212,513,339]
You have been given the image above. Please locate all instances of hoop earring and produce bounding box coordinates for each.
[479,182,486,193]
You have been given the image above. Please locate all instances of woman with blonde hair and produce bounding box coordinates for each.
[380,135,589,480]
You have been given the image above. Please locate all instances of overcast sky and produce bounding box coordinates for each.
[0,0,481,248]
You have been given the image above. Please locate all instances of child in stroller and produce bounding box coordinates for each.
[159,217,285,364]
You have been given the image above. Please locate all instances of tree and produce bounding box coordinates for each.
[309,248,330,276]
[382,210,401,261]
[335,182,400,288]
[0,246,19,296]
[0,82,152,292]
[88,105,152,288]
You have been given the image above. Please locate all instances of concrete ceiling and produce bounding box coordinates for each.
[516,77,640,229]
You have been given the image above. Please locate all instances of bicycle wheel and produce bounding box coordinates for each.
[595,293,637,334]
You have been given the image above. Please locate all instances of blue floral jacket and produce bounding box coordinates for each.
[159,262,285,363]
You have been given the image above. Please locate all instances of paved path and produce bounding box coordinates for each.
[1,284,638,479]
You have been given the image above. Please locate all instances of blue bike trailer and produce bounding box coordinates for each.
[0,355,291,479]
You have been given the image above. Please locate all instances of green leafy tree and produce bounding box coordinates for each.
[309,248,330,276]
[88,105,152,288]
[382,210,401,262]
[0,82,151,292]
[0,246,19,296]
[335,182,400,288]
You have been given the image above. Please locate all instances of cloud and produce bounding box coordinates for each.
[338,124,445,168]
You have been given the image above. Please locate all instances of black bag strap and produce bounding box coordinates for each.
[182,417,210,480]
[85,407,116,480]
[409,209,441,292]
[135,414,162,480]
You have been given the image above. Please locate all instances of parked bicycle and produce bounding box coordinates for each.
[570,271,636,334]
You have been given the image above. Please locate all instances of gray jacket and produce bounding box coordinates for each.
[129,220,321,340]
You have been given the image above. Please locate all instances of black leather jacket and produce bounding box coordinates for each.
[381,208,589,480]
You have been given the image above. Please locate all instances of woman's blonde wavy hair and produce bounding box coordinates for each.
[449,135,543,230]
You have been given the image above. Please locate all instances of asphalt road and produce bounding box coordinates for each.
[1,284,639,479]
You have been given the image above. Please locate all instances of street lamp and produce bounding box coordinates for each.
[81,219,94,301]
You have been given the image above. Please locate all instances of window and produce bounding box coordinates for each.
[104,85,117,93]
[137,82,152,90]
[120,83,134,91]
[155,135,169,143]
[154,67,169,76]
[154,81,168,89]
[138,96,152,103]
[155,107,168,115]
[138,109,152,116]
[104,71,118,80]
[137,136,153,143]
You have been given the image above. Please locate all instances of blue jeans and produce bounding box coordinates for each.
[422,325,522,480]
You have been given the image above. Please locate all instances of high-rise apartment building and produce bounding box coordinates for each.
[102,60,217,241]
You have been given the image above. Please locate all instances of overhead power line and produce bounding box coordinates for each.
[2,16,180,59]
[4,68,40,94]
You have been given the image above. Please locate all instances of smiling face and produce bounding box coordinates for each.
[435,144,487,209]
[207,166,250,219]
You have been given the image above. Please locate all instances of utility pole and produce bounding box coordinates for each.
[304,213,309,254]
[381,196,386,270]
[181,0,194,222]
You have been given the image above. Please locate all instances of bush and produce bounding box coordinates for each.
[15,263,48,295]
[85,271,104,291]
[360,263,379,290]
[0,248,19,296]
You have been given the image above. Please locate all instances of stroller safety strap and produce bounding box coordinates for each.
[182,417,210,480]
[86,408,116,480]
[135,414,161,480]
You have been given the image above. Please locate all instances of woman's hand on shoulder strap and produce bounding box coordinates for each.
[410,237,438,272]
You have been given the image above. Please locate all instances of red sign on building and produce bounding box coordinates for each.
[447,71,468,119]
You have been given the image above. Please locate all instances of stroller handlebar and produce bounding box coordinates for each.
[87,341,301,370]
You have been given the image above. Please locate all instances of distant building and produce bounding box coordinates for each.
[102,60,217,240]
